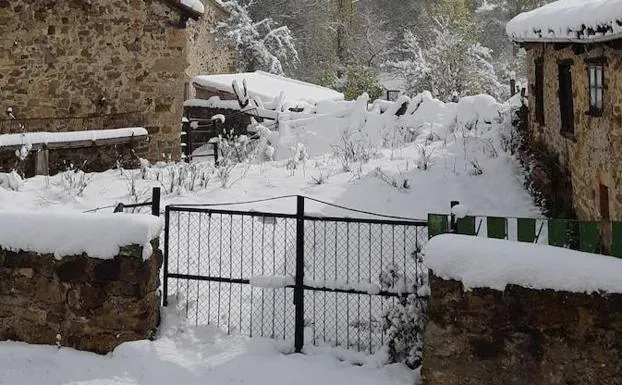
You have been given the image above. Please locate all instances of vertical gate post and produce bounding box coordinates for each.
[294,195,305,353]
[450,200,460,233]
[163,206,170,307]
[151,187,161,217]
[182,119,191,163]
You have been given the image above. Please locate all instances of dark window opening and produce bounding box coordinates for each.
[588,64,604,116]
[535,59,545,125]
[558,63,574,136]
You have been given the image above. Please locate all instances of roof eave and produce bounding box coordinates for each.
[510,33,622,45]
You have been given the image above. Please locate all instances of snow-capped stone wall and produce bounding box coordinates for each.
[521,42,622,221]
[421,235,622,385]
[0,1,234,162]
[0,214,163,354]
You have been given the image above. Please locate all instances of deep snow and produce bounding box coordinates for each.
[0,303,417,385]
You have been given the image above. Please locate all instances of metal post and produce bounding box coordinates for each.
[163,206,170,307]
[151,187,161,217]
[294,195,305,353]
[510,79,517,96]
[182,119,191,163]
[212,141,219,165]
[450,200,460,233]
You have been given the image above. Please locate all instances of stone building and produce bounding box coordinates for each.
[507,0,622,221]
[0,0,235,163]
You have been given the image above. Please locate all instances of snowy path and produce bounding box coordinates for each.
[0,309,416,385]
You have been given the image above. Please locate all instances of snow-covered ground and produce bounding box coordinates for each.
[0,303,416,385]
[0,91,540,385]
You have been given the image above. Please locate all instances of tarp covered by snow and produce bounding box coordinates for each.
[0,211,163,260]
[506,0,622,43]
[193,71,344,106]
[424,234,622,294]
[0,127,148,148]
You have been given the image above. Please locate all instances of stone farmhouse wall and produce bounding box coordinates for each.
[0,0,235,162]
[0,240,162,354]
[524,42,622,220]
[422,273,622,385]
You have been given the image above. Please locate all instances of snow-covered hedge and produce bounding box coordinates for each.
[425,234,622,294]
[0,211,163,260]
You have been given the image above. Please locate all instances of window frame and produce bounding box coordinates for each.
[585,57,606,117]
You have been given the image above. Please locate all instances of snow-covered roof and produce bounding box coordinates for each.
[425,234,622,294]
[192,71,344,105]
[506,0,622,43]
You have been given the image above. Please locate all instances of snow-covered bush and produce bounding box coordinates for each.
[343,65,384,101]
[61,163,92,196]
[382,247,427,369]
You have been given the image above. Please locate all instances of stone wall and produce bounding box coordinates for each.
[0,0,234,162]
[0,139,149,176]
[0,240,161,354]
[524,42,622,220]
[422,273,622,385]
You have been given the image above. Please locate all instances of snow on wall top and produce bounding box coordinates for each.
[179,0,205,14]
[424,234,622,294]
[0,127,147,148]
[506,0,622,43]
[192,71,344,105]
[0,211,163,260]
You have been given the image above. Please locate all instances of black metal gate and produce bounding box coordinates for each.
[163,196,427,353]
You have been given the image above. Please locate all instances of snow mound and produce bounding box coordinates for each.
[424,234,622,294]
[0,211,163,260]
[506,0,622,43]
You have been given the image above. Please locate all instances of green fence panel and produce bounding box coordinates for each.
[578,222,601,254]
[456,216,476,235]
[612,222,622,258]
[517,218,536,243]
[428,214,448,239]
[548,219,569,247]
[487,217,507,239]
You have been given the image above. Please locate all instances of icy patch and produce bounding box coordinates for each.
[425,234,622,294]
[0,211,163,260]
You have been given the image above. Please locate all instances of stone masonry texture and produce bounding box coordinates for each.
[0,240,162,354]
[524,42,622,220]
[0,0,235,162]
[422,273,622,385]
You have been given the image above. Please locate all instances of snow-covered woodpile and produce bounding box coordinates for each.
[421,234,622,385]
[506,0,622,43]
[0,212,163,354]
